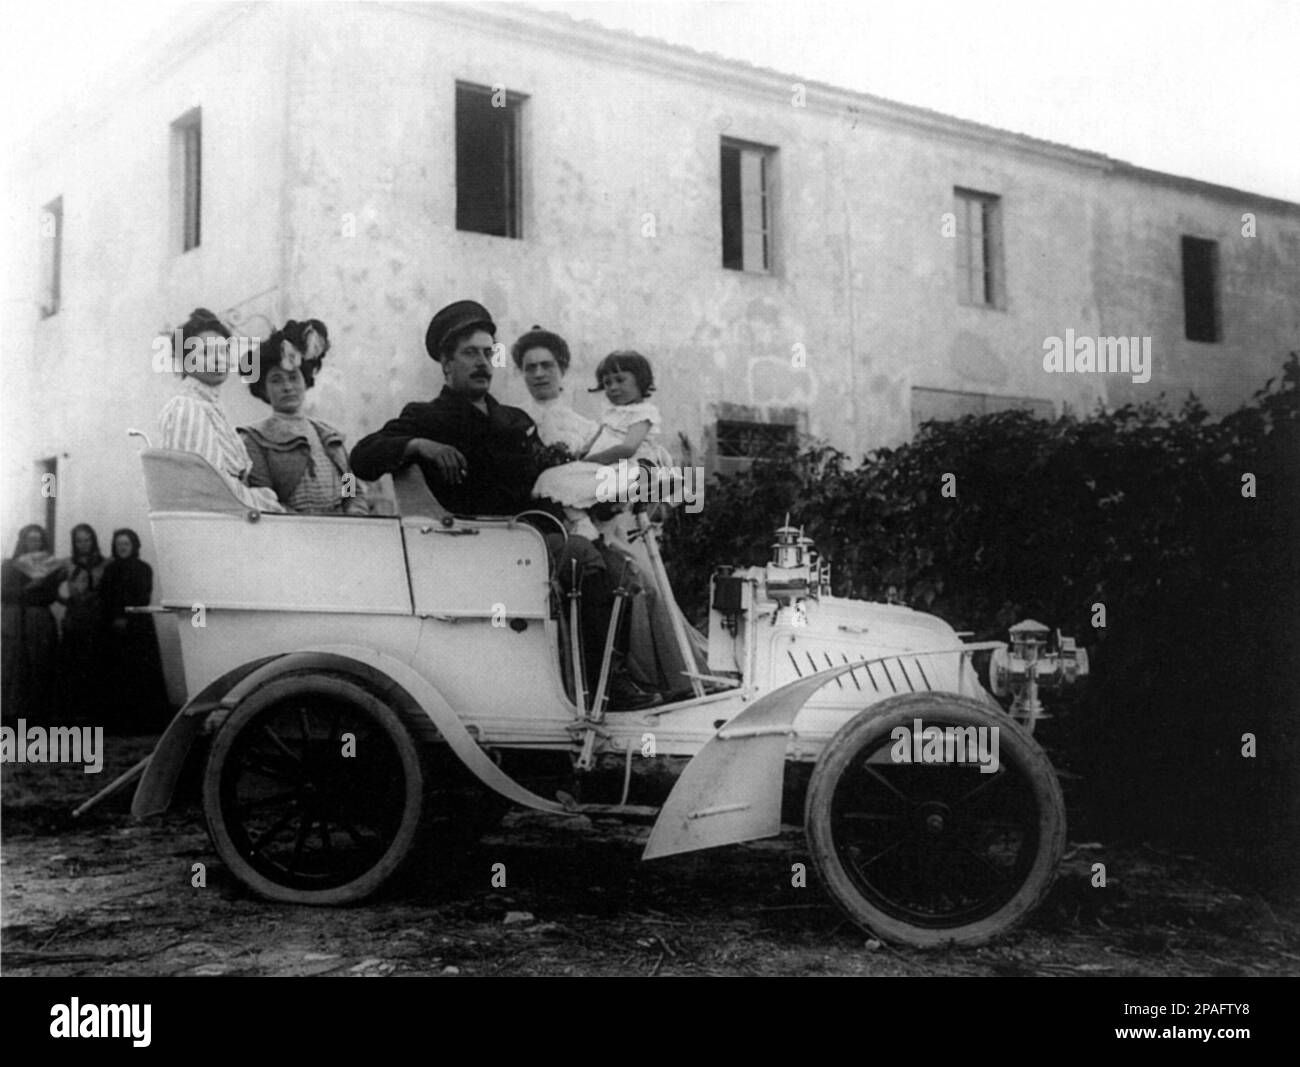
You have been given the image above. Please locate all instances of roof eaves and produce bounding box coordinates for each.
[9,2,261,172]
[1106,159,1300,216]
[404,1,1112,170]
[417,2,1299,205]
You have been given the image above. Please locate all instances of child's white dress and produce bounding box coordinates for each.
[533,400,672,510]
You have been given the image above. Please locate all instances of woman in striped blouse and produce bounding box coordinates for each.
[157,308,284,512]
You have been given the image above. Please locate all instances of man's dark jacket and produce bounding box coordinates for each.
[350,387,542,515]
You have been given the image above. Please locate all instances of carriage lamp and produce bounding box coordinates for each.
[766,517,818,606]
[770,517,805,570]
[988,619,1089,728]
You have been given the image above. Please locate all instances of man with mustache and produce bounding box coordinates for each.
[351,300,539,516]
[351,300,659,709]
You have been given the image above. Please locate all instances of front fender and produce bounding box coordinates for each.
[642,643,1003,860]
[131,657,278,818]
[131,644,570,819]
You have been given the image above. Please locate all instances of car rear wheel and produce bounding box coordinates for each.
[202,672,426,905]
[805,692,1065,947]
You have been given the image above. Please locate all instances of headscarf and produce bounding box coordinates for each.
[69,523,105,571]
[11,524,48,559]
[9,524,63,581]
[110,528,142,561]
[102,528,151,623]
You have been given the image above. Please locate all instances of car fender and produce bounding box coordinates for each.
[132,644,571,818]
[131,657,279,819]
[642,643,1004,860]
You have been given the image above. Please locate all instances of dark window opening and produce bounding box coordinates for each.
[1182,236,1220,342]
[173,109,202,252]
[39,197,62,318]
[955,188,1002,308]
[39,457,57,545]
[456,83,522,238]
[721,139,772,271]
[715,419,795,460]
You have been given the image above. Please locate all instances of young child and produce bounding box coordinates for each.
[532,350,672,539]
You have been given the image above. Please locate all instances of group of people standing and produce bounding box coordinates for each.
[1,523,168,731]
[157,298,703,708]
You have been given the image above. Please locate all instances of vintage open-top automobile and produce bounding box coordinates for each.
[127,440,1086,948]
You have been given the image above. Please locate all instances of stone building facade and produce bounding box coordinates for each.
[5,0,1299,559]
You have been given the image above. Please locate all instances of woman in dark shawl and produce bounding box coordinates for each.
[1,524,63,723]
[56,524,108,722]
[100,529,170,733]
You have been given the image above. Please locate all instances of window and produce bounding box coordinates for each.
[1181,236,1220,342]
[711,418,796,476]
[911,387,1053,434]
[172,108,202,252]
[721,139,773,272]
[716,420,795,458]
[955,188,1003,308]
[39,197,62,318]
[456,82,523,238]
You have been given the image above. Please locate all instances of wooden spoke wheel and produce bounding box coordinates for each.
[805,693,1065,947]
[202,673,426,905]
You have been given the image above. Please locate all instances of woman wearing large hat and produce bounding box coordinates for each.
[238,320,370,515]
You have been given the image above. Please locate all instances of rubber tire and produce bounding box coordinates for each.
[202,672,426,905]
[805,692,1065,948]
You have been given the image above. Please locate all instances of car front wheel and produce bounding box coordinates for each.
[202,672,426,905]
[805,692,1065,947]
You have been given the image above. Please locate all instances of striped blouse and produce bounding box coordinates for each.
[158,378,284,512]
[280,413,344,514]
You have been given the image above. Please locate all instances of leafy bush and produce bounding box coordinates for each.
[663,355,1300,889]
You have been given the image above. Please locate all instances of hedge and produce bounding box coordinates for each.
[662,354,1300,890]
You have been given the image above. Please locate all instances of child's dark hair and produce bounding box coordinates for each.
[590,349,655,397]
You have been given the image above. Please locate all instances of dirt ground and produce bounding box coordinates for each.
[3,734,1298,978]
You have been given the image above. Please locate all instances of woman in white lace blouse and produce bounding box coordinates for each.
[511,326,598,452]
